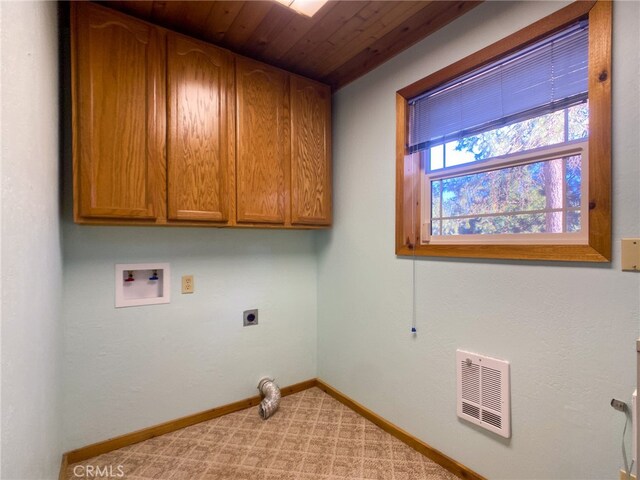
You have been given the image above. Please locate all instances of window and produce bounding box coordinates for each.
[396,1,612,262]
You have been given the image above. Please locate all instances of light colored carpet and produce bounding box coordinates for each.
[67,387,457,479]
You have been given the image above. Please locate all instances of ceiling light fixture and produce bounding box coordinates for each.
[275,0,328,18]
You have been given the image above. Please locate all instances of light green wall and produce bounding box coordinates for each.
[62,222,318,449]
[317,1,640,478]
[1,1,63,478]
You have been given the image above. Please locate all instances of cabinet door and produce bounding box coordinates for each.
[290,77,332,225]
[236,58,289,224]
[167,34,233,222]
[73,3,165,220]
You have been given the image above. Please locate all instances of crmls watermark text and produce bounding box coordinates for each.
[73,465,125,478]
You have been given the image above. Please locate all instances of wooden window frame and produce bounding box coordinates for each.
[395,0,611,262]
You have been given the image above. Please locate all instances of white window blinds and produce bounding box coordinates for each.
[408,21,589,153]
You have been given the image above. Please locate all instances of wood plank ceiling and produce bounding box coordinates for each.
[99,0,482,90]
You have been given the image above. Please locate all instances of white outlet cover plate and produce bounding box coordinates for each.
[115,263,171,308]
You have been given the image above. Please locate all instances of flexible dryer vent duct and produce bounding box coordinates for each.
[257,378,281,420]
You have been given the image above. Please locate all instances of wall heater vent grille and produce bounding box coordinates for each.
[456,350,510,438]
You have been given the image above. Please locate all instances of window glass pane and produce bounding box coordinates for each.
[449,110,566,163]
[445,141,475,168]
[567,210,581,232]
[432,221,441,236]
[433,155,582,236]
[546,211,563,234]
[565,155,581,208]
[431,180,441,219]
[441,159,563,218]
[568,101,589,140]
[440,212,572,236]
[430,145,444,170]
[442,213,547,235]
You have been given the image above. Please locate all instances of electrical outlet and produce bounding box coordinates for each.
[611,398,627,412]
[243,309,258,326]
[181,275,194,294]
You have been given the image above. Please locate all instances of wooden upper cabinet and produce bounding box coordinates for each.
[72,2,165,221]
[71,3,331,229]
[290,77,332,225]
[235,58,289,224]
[167,34,233,223]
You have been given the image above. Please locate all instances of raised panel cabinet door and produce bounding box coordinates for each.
[73,2,165,220]
[236,58,289,224]
[167,34,233,222]
[290,77,332,225]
